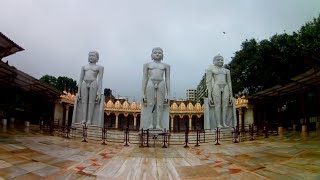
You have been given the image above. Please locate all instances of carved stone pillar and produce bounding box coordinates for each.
[115,113,119,129]
[170,115,174,131]
[188,115,192,130]
[238,108,243,130]
[65,104,70,126]
[133,114,137,129]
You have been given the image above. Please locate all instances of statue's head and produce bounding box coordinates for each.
[88,51,99,63]
[213,54,224,67]
[151,47,163,61]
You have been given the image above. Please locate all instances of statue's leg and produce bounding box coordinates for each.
[213,85,222,127]
[222,87,230,127]
[156,81,165,129]
[87,80,98,125]
[80,82,89,124]
[146,80,155,129]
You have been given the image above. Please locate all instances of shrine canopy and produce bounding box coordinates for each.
[0,32,24,60]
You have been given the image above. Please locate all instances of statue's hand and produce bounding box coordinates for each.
[209,100,214,106]
[77,95,81,101]
[229,97,233,105]
[142,97,147,104]
[208,96,214,106]
[164,98,169,105]
[96,94,101,102]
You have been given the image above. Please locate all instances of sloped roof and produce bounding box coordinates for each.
[249,68,320,100]
[0,57,62,98]
[0,32,24,59]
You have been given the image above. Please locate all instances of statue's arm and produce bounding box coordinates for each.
[227,69,233,100]
[165,64,170,100]
[77,66,85,99]
[97,66,104,96]
[206,68,213,102]
[142,64,148,100]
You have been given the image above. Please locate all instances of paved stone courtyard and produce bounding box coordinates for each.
[0,127,320,179]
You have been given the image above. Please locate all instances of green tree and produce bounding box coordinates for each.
[39,75,57,88]
[228,14,320,95]
[40,75,78,93]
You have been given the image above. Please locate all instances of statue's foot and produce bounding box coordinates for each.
[156,125,161,129]
[217,124,223,128]
[81,120,86,124]
[148,125,153,129]
[86,121,91,126]
[223,124,228,127]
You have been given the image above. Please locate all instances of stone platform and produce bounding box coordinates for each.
[1,127,320,179]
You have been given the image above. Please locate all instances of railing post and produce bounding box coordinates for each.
[232,127,239,143]
[162,129,168,148]
[195,128,200,147]
[215,127,220,145]
[140,128,144,147]
[82,124,88,142]
[184,128,189,148]
[65,126,70,139]
[124,127,129,146]
[146,129,150,147]
[250,124,254,141]
[101,126,107,145]
[263,125,268,138]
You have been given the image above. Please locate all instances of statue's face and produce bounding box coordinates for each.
[151,49,163,61]
[88,52,98,63]
[214,56,224,67]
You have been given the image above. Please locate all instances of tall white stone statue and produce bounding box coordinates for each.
[140,47,170,130]
[204,54,236,129]
[72,51,105,127]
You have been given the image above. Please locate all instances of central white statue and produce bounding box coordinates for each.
[140,47,170,130]
[204,54,236,129]
[72,51,105,127]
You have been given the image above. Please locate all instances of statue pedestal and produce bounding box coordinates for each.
[316,122,320,130]
[292,124,297,131]
[301,125,307,132]
[25,121,30,127]
[2,119,7,126]
[278,126,283,134]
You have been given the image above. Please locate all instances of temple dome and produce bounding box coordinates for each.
[171,102,178,111]
[179,103,186,111]
[114,100,122,109]
[195,103,202,111]
[106,100,114,108]
[187,103,194,111]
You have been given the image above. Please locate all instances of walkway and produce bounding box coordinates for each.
[0,128,319,179]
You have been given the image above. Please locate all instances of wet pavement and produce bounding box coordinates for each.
[0,127,319,179]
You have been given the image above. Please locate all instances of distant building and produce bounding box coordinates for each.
[186,88,196,101]
[196,73,207,103]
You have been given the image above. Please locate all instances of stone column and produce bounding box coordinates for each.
[278,126,283,134]
[170,115,174,131]
[188,115,192,130]
[133,114,137,129]
[10,118,14,125]
[302,124,307,132]
[115,113,119,129]
[316,121,320,130]
[25,121,30,127]
[2,119,7,127]
[65,104,70,126]
[237,108,243,130]
[10,118,14,128]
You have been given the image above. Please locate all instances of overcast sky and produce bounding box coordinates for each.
[1,0,319,101]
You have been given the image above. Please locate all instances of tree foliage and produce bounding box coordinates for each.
[229,14,320,95]
[40,75,78,93]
